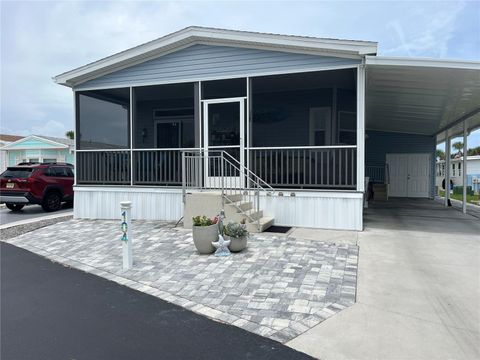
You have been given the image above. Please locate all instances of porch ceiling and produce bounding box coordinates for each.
[365,56,480,139]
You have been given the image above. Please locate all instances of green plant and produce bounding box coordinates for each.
[192,215,218,226]
[224,222,249,238]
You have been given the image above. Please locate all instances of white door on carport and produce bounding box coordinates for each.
[386,153,431,198]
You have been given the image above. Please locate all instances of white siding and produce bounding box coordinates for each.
[74,187,363,231]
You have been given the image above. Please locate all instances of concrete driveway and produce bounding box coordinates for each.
[288,198,480,360]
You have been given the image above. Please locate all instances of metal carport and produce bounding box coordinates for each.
[365,56,480,213]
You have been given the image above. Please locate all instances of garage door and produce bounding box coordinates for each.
[386,153,431,198]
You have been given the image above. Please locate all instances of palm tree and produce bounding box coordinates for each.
[452,141,463,158]
[435,149,445,160]
[65,130,74,140]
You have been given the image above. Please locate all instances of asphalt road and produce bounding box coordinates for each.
[0,243,311,360]
[0,204,72,225]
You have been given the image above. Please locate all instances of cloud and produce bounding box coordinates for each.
[1,0,479,148]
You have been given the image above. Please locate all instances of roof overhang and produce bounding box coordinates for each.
[365,56,480,141]
[1,135,69,150]
[53,26,377,88]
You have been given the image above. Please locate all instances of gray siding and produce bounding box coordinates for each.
[366,130,436,196]
[76,44,360,90]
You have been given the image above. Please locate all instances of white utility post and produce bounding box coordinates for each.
[445,132,451,207]
[120,201,133,270]
[462,121,468,214]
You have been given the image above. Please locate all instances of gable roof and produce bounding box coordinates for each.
[53,26,378,88]
[1,135,73,150]
[0,134,24,143]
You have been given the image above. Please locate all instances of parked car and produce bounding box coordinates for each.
[0,162,74,212]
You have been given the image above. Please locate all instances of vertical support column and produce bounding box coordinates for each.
[129,87,134,186]
[445,131,451,207]
[73,90,78,187]
[356,64,366,192]
[462,121,468,214]
[120,201,133,270]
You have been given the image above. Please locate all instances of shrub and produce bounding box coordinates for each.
[192,215,218,227]
[224,222,249,238]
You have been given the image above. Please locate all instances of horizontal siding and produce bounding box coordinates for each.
[365,130,436,196]
[74,186,363,231]
[76,44,360,90]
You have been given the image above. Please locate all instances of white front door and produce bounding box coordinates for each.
[386,153,431,198]
[203,98,245,188]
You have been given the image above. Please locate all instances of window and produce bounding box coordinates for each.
[45,167,73,177]
[77,88,130,149]
[452,163,456,176]
[134,83,195,149]
[458,162,462,176]
[309,108,330,146]
[202,78,246,99]
[43,158,57,163]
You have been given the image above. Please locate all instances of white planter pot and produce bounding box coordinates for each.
[192,224,218,254]
[226,235,248,252]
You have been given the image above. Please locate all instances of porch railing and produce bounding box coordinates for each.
[365,164,390,184]
[182,150,275,231]
[76,146,358,189]
[77,151,130,185]
[249,146,357,189]
[133,149,183,186]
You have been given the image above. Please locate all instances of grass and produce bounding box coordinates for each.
[439,190,480,205]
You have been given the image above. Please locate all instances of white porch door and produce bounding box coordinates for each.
[386,153,431,198]
[203,98,245,188]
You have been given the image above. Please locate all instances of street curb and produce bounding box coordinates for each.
[0,212,73,240]
[0,211,73,230]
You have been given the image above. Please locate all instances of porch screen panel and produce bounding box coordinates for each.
[133,82,195,185]
[76,88,130,149]
[250,69,357,189]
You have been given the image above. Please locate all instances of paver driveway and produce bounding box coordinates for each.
[3,219,358,343]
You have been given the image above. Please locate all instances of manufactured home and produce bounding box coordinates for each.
[54,27,480,230]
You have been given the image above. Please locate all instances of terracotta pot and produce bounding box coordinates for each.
[192,224,218,254]
[226,235,248,252]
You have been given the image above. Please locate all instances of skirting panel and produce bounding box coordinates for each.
[259,192,363,231]
[74,187,363,231]
[74,187,183,221]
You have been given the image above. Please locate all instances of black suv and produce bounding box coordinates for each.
[0,162,74,212]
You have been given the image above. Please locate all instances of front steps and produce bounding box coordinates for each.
[183,192,274,232]
[224,194,274,232]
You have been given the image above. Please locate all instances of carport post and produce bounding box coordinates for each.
[462,121,468,214]
[445,132,451,207]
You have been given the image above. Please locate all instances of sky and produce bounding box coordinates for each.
[1,0,479,146]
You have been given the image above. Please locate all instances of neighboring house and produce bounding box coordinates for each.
[436,156,480,194]
[53,26,480,231]
[0,134,24,173]
[1,135,75,167]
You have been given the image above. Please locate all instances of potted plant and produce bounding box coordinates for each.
[224,221,249,252]
[192,215,218,254]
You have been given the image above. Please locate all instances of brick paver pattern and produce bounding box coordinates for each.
[4,219,358,343]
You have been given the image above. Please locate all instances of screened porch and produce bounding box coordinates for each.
[75,68,359,190]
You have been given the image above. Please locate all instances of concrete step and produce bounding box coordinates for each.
[247,216,274,233]
[224,194,243,203]
[230,209,263,223]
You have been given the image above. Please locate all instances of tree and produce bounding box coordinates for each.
[467,146,480,156]
[452,141,463,158]
[436,149,445,160]
[65,131,74,140]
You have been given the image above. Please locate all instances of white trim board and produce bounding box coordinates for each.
[55,26,377,87]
